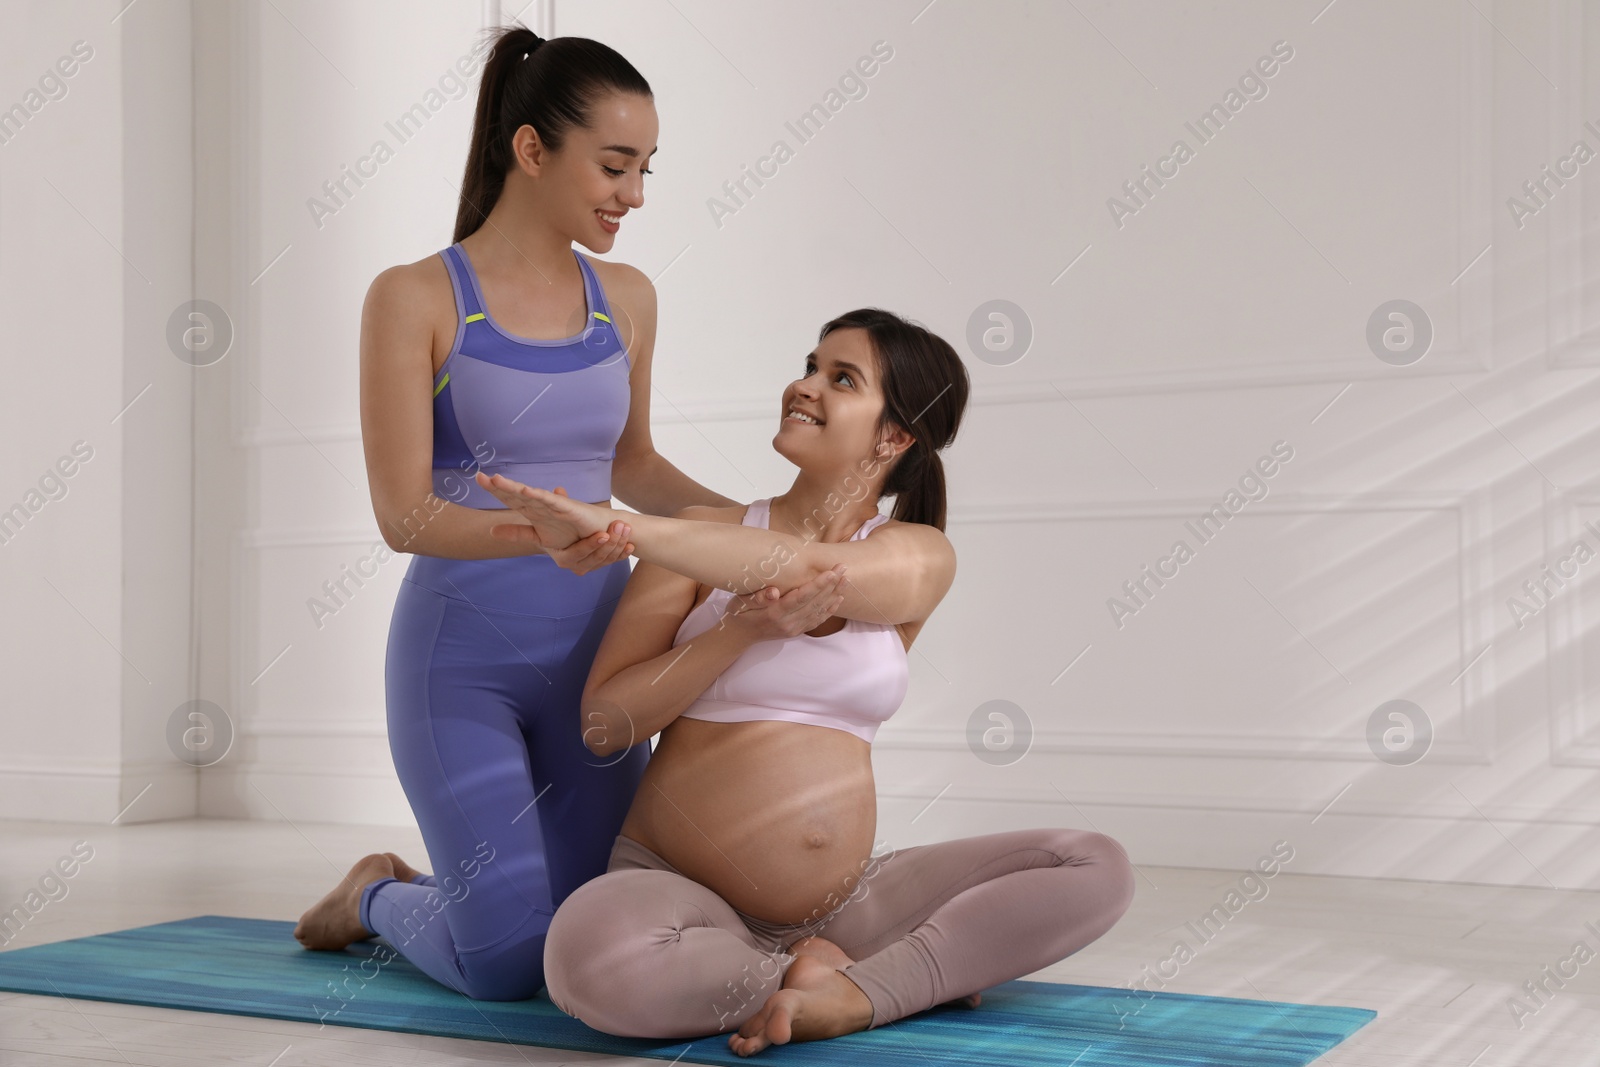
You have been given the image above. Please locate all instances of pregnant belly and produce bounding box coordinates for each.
[619,717,879,925]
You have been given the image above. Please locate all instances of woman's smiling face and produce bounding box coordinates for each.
[537,90,658,251]
[776,327,909,473]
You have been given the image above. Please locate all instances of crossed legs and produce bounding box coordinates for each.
[543,826,1136,1050]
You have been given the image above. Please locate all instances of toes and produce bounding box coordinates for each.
[733,1026,771,1056]
[728,1033,767,1057]
[733,1005,775,1055]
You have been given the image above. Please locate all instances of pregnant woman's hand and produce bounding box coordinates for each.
[723,565,846,642]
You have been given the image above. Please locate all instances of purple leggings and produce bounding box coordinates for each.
[542,826,1136,1039]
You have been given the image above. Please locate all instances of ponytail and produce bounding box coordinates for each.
[454,27,652,243]
[819,309,970,532]
[883,444,950,532]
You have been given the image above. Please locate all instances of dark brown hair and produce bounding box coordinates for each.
[454,26,652,243]
[819,309,970,531]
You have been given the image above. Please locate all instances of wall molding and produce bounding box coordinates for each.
[0,760,196,823]
[870,783,1600,829]
[0,760,123,778]
[1547,0,1600,369]
[1547,484,1600,764]
[884,491,1496,765]
[243,716,386,738]
[871,728,1462,763]
[240,528,390,549]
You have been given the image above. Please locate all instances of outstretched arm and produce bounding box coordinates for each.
[476,473,955,626]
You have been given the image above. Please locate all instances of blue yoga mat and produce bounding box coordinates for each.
[0,916,1375,1065]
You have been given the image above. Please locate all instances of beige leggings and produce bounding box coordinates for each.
[542,826,1136,1039]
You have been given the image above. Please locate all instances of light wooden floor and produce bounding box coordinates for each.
[0,818,1596,1066]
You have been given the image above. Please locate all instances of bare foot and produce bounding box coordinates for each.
[385,852,427,884]
[293,853,394,950]
[728,955,874,1056]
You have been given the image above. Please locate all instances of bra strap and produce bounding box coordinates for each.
[441,245,485,320]
[855,511,889,539]
[575,251,614,326]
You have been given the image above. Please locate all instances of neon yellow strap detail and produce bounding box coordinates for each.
[432,373,449,398]
[464,312,485,323]
[592,312,611,323]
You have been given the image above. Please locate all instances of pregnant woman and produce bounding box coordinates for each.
[292,27,742,1000]
[481,310,1138,1053]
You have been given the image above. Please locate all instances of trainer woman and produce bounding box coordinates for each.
[481,310,1137,1053]
[291,27,742,1000]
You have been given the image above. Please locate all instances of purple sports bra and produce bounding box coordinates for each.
[429,242,630,508]
[669,498,911,743]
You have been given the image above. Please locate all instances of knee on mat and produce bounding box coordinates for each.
[542,877,652,1034]
[543,937,660,1037]
[455,971,545,1002]
[544,872,723,1038]
[454,946,548,1002]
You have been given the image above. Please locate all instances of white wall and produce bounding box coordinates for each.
[552,0,1554,889]
[8,0,1598,891]
[191,0,506,824]
[0,0,194,823]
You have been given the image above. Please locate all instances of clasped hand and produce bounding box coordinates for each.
[476,471,628,577]
[475,471,848,639]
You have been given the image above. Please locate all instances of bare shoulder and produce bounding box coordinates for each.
[581,255,656,349]
[581,254,655,304]
[374,248,451,298]
[362,252,458,373]
[366,252,453,323]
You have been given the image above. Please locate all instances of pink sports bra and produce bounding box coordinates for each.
[669,497,911,743]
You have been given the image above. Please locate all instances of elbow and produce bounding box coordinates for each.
[375,496,442,554]
[377,519,418,555]
[582,723,614,759]
[579,701,609,757]
[613,446,655,478]
[609,449,655,505]
[579,692,633,758]
[378,522,406,555]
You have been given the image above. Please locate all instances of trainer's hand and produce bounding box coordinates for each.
[545,521,633,576]
[722,566,846,642]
